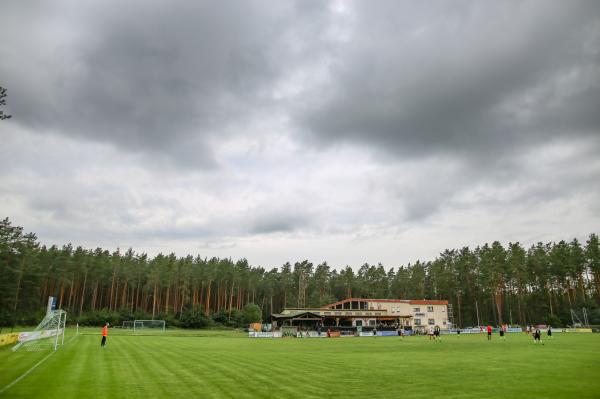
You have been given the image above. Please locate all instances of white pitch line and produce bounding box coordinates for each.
[0,352,54,395]
[0,334,79,395]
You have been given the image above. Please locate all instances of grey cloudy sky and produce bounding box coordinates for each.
[1,0,599,268]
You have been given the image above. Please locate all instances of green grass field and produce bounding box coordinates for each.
[1,330,599,398]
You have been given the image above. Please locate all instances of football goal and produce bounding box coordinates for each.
[122,320,134,329]
[133,320,166,334]
[12,310,67,352]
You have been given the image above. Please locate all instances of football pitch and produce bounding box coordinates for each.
[1,330,599,399]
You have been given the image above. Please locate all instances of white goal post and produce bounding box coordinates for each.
[133,320,165,334]
[12,310,67,352]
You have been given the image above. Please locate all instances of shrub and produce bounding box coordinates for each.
[180,306,212,329]
[242,303,261,325]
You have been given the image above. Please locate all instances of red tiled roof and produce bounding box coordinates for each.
[364,299,412,303]
[409,300,448,305]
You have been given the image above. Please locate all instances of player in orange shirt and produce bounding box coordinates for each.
[101,322,109,347]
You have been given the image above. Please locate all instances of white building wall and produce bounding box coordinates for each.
[410,304,448,330]
[363,300,449,330]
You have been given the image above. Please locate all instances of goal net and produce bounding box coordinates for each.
[133,320,165,334]
[122,320,134,329]
[12,310,67,352]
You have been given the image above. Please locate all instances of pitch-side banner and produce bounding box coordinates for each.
[359,331,398,337]
[248,331,283,338]
[18,329,63,342]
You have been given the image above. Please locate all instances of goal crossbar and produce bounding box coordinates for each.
[133,320,165,334]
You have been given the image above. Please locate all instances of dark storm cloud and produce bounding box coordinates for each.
[5,0,597,167]
[297,1,600,160]
[1,0,331,167]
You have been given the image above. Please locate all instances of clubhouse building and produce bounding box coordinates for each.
[271,297,450,333]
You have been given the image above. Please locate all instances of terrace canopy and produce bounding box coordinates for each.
[271,308,412,329]
[271,311,323,329]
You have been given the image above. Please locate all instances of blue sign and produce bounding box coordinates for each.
[377,331,398,337]
[47,296,56,314]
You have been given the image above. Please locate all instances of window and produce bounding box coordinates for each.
[427,306,434,312]
[414,319,421,325]
[428,319,435,325]
[369,320,376,326]
[413,307,420,313]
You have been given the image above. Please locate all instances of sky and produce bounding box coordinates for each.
[1,0,599,269]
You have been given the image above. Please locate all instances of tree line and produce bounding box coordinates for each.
[1,217,599,329]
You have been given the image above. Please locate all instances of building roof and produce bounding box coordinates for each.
[409,300,448,305]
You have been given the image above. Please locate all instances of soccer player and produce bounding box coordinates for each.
[101,322,109,347]
[533,327,542,344]
[396,324,403,339]
[434,325,441,342]
[456,327,461,338]
[487,325,492,341]
[428,326,434,340]
[547,326,552,340]
[499,325,506,341]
